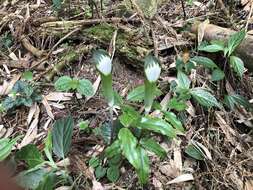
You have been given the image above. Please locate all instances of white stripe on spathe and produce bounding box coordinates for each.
[145,61,161,82]
[96,54,112,76]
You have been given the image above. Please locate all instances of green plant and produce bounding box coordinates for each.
[91,51,186,184]
[14,116,74,190]
[92,49,114,107]
[0,80,42,112]
[197,29,246,78]
[144,55,161,114]
[54,76,94,97]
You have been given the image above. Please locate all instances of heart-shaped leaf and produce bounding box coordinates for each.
[77,79,94,96]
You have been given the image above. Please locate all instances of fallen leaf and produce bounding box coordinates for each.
[87,76,101,101]
[45,92,73,102]
[167,173,194,184]
[92,180,104,190]
[42,95,54,119]
[18,104,40,149]
[198,19,209,45]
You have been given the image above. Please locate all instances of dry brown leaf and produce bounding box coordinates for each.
[87,76,101,101]
[45,92,73,101]
[194,141,212,160]
[49,102,65,109]
[152,177,163,189]
[245,179,253,190]
[27,103,37,125]
[42,95,54,119]
[0,74,21,95]
[172,139,182,172]
[18,103,40,148]
[198,19,209,45]
[55,187,71,190]
[186,101,195,116]
[0,125,6,138]
[4,127,13,138]
[167,173,194,184]
[159,161,179,178]
[92,180,105,190]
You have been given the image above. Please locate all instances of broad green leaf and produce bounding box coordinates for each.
[227,30,246,56]
[224,95,236,110]
[17,167,47,189]
[13,80,33,97]
[105,140,121,158]
[77,79,94,96]
[211,69,225,81]
[107,166,120,182]
[190,88,221,108]
[44,131,54,165]
[229,56,244,78]
[140,138,166,159]
[52,116,73,159]
[100,122,112,144]
[108,154,121,166]
[225,94,252,110]
[52,0,62,10]
[198,44,224,52]
[136,147,149,184]
[15,144,44,168]
[177,71,191,89]
[118,128,150,184]
[36,173,55,190]
[190,56,218,69]
[95,166,107,179]
[136,117,176,138]
[167,98,188,111]
[54,76,73,91]
[211,40,225,46]
[163,111,184,132]
[69,78,79,89]
[0,137,19,161]
[185,144,204,160]
[22,71,33,81]
[78,120,89,131]
[127,85,162,102]
[118,128,139,169]
[119,105,140,127]
[89,156,100,168]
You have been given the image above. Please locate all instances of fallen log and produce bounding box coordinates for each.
[191,23,253,71]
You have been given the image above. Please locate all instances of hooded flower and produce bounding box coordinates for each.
[93,49,112,76]
[144,55,161,82]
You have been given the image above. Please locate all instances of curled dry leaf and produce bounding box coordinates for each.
[167,173,194,184]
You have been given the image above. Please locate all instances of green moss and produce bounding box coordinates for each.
[83,23,150,67]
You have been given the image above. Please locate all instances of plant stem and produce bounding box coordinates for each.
[144,79,156,115]
[109,106,114,144]
[101,74,114,107]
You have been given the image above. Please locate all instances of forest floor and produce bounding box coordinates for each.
[0,0,253,189]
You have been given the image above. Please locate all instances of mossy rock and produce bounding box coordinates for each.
[83,23,152,69]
